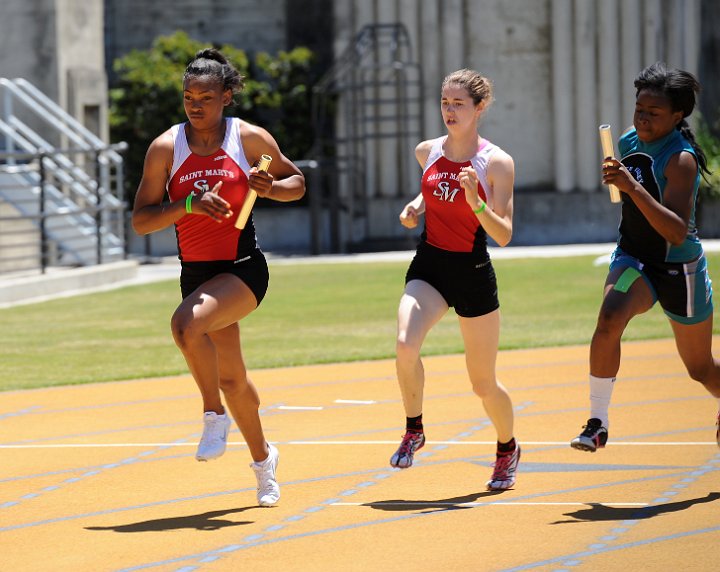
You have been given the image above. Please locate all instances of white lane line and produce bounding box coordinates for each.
[330,502,649,507]
[285,440,718,446]
[1,440,716,449]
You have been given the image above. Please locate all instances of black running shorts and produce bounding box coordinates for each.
[405,242,499,317]
[180,248,269,304]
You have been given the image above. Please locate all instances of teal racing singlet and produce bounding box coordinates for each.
[617,127,702,263]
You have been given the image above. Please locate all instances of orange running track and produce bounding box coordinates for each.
[1,338,719,571]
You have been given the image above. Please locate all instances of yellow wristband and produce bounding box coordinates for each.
[185,193,194,214]
[473,201,486,214]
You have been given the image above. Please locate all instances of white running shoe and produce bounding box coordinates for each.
[195,411,232,461]
[251,444,280,507]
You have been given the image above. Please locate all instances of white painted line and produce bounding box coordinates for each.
[1,440,716,450]
[276,406,324,411]
[330,502,649,507]
[334,399,377,404]
[285,440,718,446]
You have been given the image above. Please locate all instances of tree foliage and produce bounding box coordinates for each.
[697,116,720,200]
[109,31,316,202]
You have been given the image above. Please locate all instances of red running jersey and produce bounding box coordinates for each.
[167,118,257,261]
[421,136,499,253]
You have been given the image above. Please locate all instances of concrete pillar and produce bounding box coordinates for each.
[442,0,465,73]
[551,0,575,192]
[376,0,398,198]
[398,0,423,197]
[643,0,662,65]
[574,0,598,191]
[620,0,642,126]
[598,0,622,173]
[683,0,701,77]
[420,0,443,137]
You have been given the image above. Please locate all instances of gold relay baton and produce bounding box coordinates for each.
[598,125,622,203]
[235,154,273,229]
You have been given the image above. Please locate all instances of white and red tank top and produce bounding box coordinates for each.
[167,117,257,261]
[420,136,499,253]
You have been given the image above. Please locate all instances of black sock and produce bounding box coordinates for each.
[497,437,516,454]
[406,414,423,433]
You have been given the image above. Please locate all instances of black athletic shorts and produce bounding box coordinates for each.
[405,242,499,317]
[610,247,714,324]
[180,248,269,304]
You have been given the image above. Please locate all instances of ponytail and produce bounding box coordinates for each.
[677,119,711,180]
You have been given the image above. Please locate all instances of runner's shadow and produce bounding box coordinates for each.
[551,492,720,525]
[85,506,257,532]
[364,491,504,514]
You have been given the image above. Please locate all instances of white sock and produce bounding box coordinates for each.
[589,375,616,428]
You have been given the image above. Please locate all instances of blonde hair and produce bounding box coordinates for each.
[441,69,494,106]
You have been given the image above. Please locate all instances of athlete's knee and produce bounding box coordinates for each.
[470,377,499,399]
[396,336,421,364]
[684,359,717,384]
[594,305,630,337]
[170,311,202,349]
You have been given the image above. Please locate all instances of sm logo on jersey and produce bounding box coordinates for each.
[193,179,210,194]
[433,181,461,202]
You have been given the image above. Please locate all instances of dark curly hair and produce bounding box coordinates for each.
[183,48,245,95]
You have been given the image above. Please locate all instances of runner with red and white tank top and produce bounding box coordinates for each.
[420,135,496,254]
[168,117,258,262]
[132,48,305,507]
[391,69,521,491]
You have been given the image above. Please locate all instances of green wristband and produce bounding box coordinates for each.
[185,193,194,214]
[473,201,486,214]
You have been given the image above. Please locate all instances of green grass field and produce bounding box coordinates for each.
[1,253,718,391]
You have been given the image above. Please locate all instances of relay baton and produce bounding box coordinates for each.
[598,125,622,203]
[235,154,273,229]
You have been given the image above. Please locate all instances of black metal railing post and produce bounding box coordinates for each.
[94,150,103,264]
[38,152,48,273]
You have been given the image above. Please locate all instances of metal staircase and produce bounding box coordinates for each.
[0,78,126,272]
[310,23,423,252]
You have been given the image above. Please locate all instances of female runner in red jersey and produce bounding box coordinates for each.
[390,69,520,491]
[132,49,305,506]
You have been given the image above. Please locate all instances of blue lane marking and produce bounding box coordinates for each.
[0,406,40,420]
[92,449,703,570]
[544,452,720,572]
[501,524,720,572]
[154,403,531,571]
[1,436,195,513]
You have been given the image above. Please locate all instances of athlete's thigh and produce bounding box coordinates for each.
[398,279,449,347]
[600,263,656,321]
[176,273,258,333]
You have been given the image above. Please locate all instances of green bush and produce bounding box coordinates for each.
[697,116,720,200]
[109,31,316,203]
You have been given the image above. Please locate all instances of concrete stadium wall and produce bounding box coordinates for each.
[0,0,107,143]
[103,0,287,75]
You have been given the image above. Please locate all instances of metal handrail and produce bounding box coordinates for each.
[0,146,127,274]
